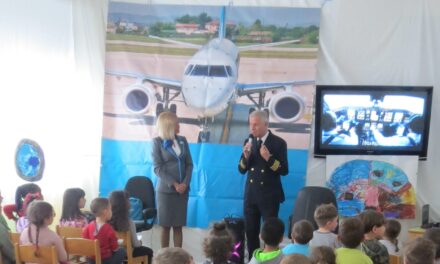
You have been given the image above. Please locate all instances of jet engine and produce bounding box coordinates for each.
[268,92,305,123]
[122,84,157,114]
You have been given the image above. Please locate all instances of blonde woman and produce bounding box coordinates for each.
[152,112,193,248]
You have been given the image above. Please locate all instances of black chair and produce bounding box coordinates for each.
[288,186,337,238]
[125,176,157,232]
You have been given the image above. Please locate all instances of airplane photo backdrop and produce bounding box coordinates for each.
[101,2,320,228]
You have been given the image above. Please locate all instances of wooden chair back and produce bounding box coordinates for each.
[9,232,20,245]
[389,254,401,264]
[56,225,82,238]
[64,238,101,264]
[116,231,148,264]
[14,244,58,264]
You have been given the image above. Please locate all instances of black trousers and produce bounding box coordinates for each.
[244,198,279,261]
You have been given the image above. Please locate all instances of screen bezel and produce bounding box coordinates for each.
[314,85,433,159]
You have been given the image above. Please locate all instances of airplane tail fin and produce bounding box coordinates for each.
[218,6,226,39]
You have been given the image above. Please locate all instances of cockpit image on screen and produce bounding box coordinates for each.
[314,86,433,158]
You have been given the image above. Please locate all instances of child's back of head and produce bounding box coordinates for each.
[358,209,385,236]
[314,204,338,231]
[108,190,130,231]
[291,220,314,245]
[383,219,401,240]
[280,254,311,264]
[338,217,364,249]
[404,238,435,264]
[203,221,234,263]
[61,188,86,221]
[261,217,285,248]
[27,200,53,228]
[310,246,336,264]
[90,197,110,217]
[382,219,401,253]
[154,247,193,264]
[15,183,42,213]
[423,227,440,260]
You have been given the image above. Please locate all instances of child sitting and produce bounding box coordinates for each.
[154,247,194,264]
[82,197,126,264]
[335,217,372,264]
[0,189,10,231]
[3,183,42,221]
[282,220,314,257]
[16,192,43,232]
[310,246,336,264]
[423,227,440,264]
[60,188,88,228]
[403,238,435,264]
[309,204,340,249]
[19,200,67,262]
[202,221,235,264]
[280,254,311,264]
[359,210,389,264]
[109,191,153,264]
[379,219,401,256]
[0,189,14,264]
[249,217,285,264]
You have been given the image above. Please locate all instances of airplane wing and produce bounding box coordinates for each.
[148,35,202,49]
[106,70,181,90]
[236,80,315,96]
[238,39,301,51]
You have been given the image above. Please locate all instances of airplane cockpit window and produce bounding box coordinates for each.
[209,66,227,77]
[192,65,209,76]
[225,66,233,77]
[184,65,194,75]
[190,65,228,77]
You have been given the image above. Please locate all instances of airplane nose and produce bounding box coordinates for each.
[182,76,232,116]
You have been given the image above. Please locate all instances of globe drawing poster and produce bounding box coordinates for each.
[326,155,418,219]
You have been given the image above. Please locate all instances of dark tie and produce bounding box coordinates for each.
[257,139,263,150]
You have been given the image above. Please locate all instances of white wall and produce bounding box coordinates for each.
[308,0,440,230]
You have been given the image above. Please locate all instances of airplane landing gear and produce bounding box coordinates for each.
[197,131,211,143]
[170,104,177,114]
[156,103,164,117]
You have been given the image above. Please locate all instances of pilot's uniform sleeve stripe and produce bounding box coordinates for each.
[270,159,280,171]
[240,158,246,169]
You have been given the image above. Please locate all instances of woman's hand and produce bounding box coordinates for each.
[176,183,187,194]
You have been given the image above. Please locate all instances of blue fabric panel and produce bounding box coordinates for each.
[100,138,307,228]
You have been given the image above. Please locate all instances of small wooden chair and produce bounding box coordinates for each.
[116,231,148,264]
[389,255,401,264]
[64,238,101,264]
[56,225,82,238]
[14,244,58,264]
[9,232,20,245]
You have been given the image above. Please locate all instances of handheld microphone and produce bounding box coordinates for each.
[246,137,252,154]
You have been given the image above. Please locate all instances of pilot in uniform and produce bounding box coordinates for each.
[238,110,288,260]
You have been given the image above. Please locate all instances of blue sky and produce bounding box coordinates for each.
[109,2,321,27]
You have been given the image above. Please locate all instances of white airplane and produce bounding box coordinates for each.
[107,7,315,142]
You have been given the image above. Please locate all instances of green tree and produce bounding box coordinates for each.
[176,14,198,24]
[306,30,319,44]
[251,19,263,31]
[149,22,162,36]
[198,12,212,28]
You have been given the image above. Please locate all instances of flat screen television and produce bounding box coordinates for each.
[314,85,433,159]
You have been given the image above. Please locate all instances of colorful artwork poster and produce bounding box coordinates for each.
[326,156,418,219]
[101,2,321,228]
